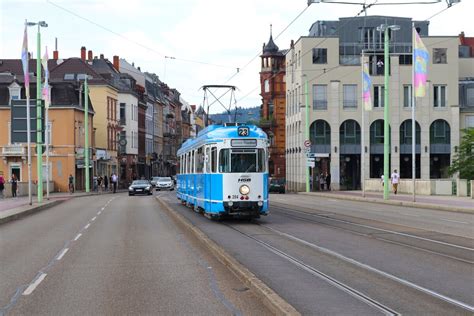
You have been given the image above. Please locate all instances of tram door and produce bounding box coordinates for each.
[205,147,212,211]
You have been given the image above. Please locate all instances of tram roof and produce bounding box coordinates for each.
[178,124,267,155]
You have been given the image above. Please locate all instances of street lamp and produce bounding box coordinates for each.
[27,20,48,202]
[376,24,400,200]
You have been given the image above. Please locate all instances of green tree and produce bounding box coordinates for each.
[448,128,474,179]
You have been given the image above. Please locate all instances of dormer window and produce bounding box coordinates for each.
[8,82,21,104]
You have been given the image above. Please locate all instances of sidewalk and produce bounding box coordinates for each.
[0,190,121,224]
[297,190,473,213]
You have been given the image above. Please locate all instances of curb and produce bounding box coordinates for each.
[0,199,64,225]
[298,192,474,214]
[156,196,300,316]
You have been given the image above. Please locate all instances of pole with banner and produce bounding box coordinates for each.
[42,47,50,199]
[362,51,373,197]
[22,21,33,205]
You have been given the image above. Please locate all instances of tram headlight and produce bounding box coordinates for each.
[239,184,250,195]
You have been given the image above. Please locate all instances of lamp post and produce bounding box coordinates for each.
[303,75,310,193]
[377,24,400,200]
[27,20,47,202]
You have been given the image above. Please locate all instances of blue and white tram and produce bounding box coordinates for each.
[176,123,269,219]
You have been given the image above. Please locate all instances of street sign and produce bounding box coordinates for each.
[306,161,315,167]
[303,148,310,153]
[304,139,311,148]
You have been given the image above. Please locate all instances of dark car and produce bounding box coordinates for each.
[269,178,285,194]
[128,180,153,196]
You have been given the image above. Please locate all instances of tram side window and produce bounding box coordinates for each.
[211,147,217,173]
[257,149,266,172]
[186,153,190,174]
[196,147,204,173]
[219,149,231,173]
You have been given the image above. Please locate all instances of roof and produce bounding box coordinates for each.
[263,34,282,56]
[49,58,107,85]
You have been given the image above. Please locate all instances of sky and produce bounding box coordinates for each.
[1,0,472,113]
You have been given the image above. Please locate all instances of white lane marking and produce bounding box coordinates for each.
[265,225,474,313]
[56,248,69,261]
[97,211,101,215]
[23,273,47,295]
[84,223,90,230]
[101,207,105,211]
[441,218,469,224]
[400,213,420,217]
[74,233,82,241]
[328,199,339,202]
[91,216,97,221]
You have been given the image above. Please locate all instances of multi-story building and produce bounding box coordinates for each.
[286,16,470,192]
[459,32,474,130]
[145,72,164,176]
[68,47,119,179]
[0,58,94,193]
[260,30,287,180]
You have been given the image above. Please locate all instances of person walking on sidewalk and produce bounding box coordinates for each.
[11,174,18,197]
[104,175,109,192]
[111,173,118,193]
[319,172,326,191]
[68,174,75,194]
[0,171,5,199]
[391,169,400,195]
[325,172,331,191]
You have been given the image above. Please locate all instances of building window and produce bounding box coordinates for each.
[343,84,357,108]
[120,103,126,125]
[430,120,450,144]
[373,85,385,108]
[465,115,474,128]
[433,48,447,64]
[434,85,447,108]
[312,48,327,64]
[340,120,360,145]
[264,79,270,93]
[403,85,412,107]
[312,84,327,110]
[399,55,412,65]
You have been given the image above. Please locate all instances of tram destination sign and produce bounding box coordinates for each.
[231,139,257,147]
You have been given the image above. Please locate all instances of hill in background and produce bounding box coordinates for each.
[208,106,261,125]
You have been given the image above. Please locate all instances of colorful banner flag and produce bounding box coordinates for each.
[362,62,372,111]
[413,28,429,97]
[41,47,50,106]
[21,22,29,95]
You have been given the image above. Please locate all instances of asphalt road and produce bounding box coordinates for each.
[0,193,270,315]
[160,191,474,315]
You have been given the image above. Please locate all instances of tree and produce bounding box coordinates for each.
[448,128,474,179]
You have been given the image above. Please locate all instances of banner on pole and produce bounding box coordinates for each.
[413,28,429,97]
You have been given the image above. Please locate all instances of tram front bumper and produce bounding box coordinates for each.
[224,201,265,215]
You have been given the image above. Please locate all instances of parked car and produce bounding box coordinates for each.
[150,176,161,187]
[269,178,285,194]
[155,177,174,191]
[128,180,153,196]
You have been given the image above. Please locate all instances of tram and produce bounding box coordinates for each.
[176,123,269,219]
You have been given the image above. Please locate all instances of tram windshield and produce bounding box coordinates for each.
[219,149,266,173]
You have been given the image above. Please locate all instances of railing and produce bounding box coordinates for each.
[2,145,25,156]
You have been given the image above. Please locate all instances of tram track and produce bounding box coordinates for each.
[270,204,474,264]
[223,221,474,314]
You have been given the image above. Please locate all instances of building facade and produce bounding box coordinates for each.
[286,16,470,192]
[259,30,287,180]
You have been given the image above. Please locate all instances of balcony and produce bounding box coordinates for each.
[2,145,26,156]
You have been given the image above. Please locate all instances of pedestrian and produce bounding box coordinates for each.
[104,175,109,192]
[97,176,103,193]
[326,172,331,191]
[381,174,384,186]
[93,175,98,192]
[111,173,118,193]
[68,174,74,194]
[391,169,400,195]
[319,172,326,191]
[0,171,5,199]
[11,174,18,197]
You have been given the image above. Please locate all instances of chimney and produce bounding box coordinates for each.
[100,54,104,59]
[113,55,120,71]
[88,50,93,61]
[53,37,59,60]
[81,46,86,61]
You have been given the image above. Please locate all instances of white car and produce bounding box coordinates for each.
[155,177,174,191]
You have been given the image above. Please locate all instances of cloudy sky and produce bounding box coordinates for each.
[1,0,472,113]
